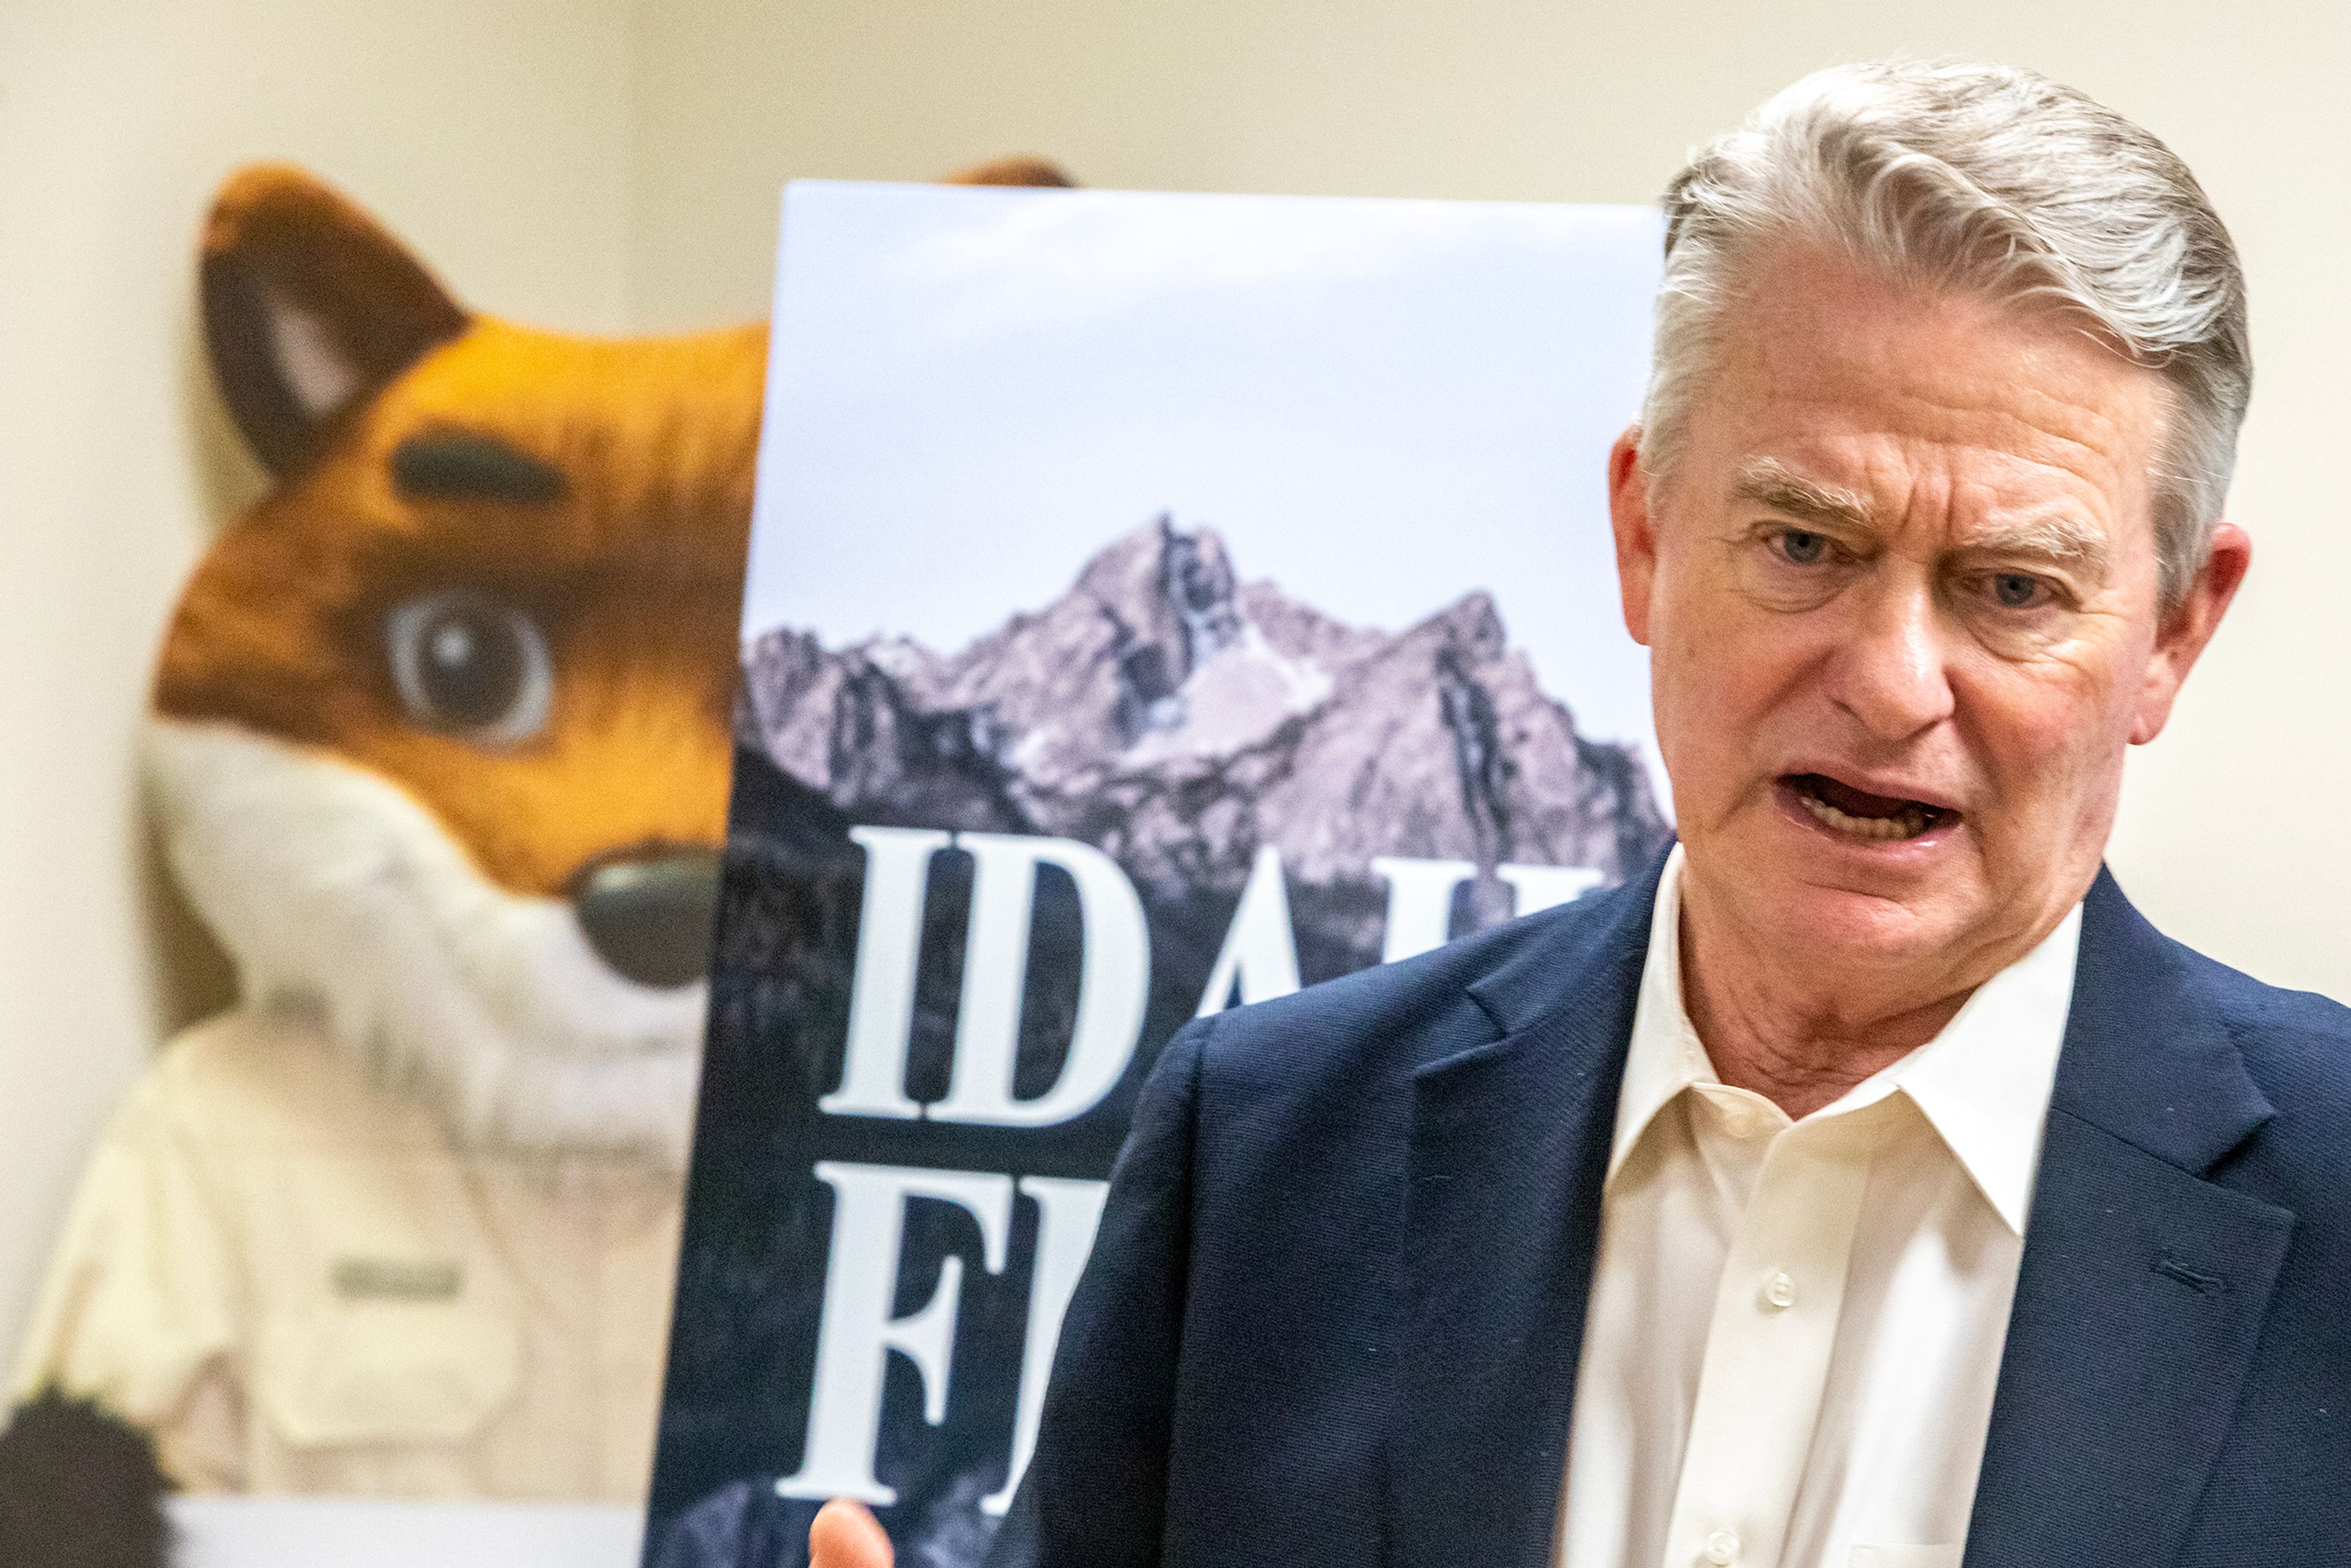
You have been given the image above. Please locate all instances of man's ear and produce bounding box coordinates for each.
[200,164,470,478]
[1608,426,1659,647]
[2130,520,2252,745]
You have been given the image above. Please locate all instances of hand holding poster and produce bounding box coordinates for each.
[645,182,1668,1567]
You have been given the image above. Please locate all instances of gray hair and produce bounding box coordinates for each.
[1643,59,2249,608]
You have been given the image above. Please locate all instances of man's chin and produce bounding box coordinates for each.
[1773,880,1965,964]
[1692,828,1985,976]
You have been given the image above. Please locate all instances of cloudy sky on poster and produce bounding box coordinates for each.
[746,181,1666,793]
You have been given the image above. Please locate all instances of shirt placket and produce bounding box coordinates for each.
[1656,1111,1878,1568]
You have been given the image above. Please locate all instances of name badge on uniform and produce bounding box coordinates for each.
[331,1256,464,1301]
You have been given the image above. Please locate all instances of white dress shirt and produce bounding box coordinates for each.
[1556,847,2081,1568]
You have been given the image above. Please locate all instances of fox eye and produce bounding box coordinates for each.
[386,592,552,746]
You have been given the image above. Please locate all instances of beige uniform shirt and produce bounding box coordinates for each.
[13,1007,684,1502]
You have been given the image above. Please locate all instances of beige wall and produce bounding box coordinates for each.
[4,0,2345,1367]
[0,0,637,1370]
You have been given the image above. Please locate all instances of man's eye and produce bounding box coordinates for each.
[1989,572,2050,609]
[1777,528,1829,566]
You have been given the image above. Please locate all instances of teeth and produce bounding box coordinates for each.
[1798,788,1931,841]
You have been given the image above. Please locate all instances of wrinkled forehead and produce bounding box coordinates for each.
[1690,253,2170,546]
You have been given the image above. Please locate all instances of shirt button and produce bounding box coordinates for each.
[1703,1529,1742,1565]
[1761,1270,1798,1310]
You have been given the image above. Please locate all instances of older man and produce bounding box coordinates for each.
[815,60,2350,1568]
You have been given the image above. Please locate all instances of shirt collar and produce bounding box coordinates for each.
[1610,844,2082,1236]
[1611,845,1715,1181]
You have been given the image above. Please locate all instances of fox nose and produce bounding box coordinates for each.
[569,847,722,990]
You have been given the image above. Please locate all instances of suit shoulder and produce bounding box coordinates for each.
[2181,946,2351,1091]
[2170,946,2351,1196]
[1191,880,1643,1092]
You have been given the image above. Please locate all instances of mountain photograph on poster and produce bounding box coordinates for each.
[742,514,1667,950]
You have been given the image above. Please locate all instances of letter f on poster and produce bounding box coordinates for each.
[776,1165,1108,1510]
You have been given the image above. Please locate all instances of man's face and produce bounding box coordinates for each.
[1611,244,2248,1000]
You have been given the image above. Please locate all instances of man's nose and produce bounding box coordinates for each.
[1824,581,1956,741]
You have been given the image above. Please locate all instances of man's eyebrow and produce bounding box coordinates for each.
[1729,458,1875,530]
[1967,512,2109,570]
[1731,457,2111,573]
[391,429,567,506]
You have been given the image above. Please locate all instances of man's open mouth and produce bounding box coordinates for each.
[1784,773,1954,843]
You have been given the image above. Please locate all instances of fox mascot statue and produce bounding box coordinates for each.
[0,154,1068,1567]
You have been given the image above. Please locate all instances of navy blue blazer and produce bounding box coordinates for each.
[993,857,2351,1567]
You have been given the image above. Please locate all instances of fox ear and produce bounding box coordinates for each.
[939,155,1078,188]
[200,165,469,477]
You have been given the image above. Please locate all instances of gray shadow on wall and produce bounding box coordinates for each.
[140,310,258,1040]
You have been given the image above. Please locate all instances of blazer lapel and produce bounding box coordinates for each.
[1963,870,2296,1568]
[1390,863,1658,1568]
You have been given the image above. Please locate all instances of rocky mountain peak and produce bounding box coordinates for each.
[1067,514,1245,741]
[739,517,1670,904]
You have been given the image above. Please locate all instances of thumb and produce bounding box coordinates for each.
[809,1498,893,1568]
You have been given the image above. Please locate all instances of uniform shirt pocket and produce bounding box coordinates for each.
[255,1297,521,1449]
[1850,1548,1963,1568]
